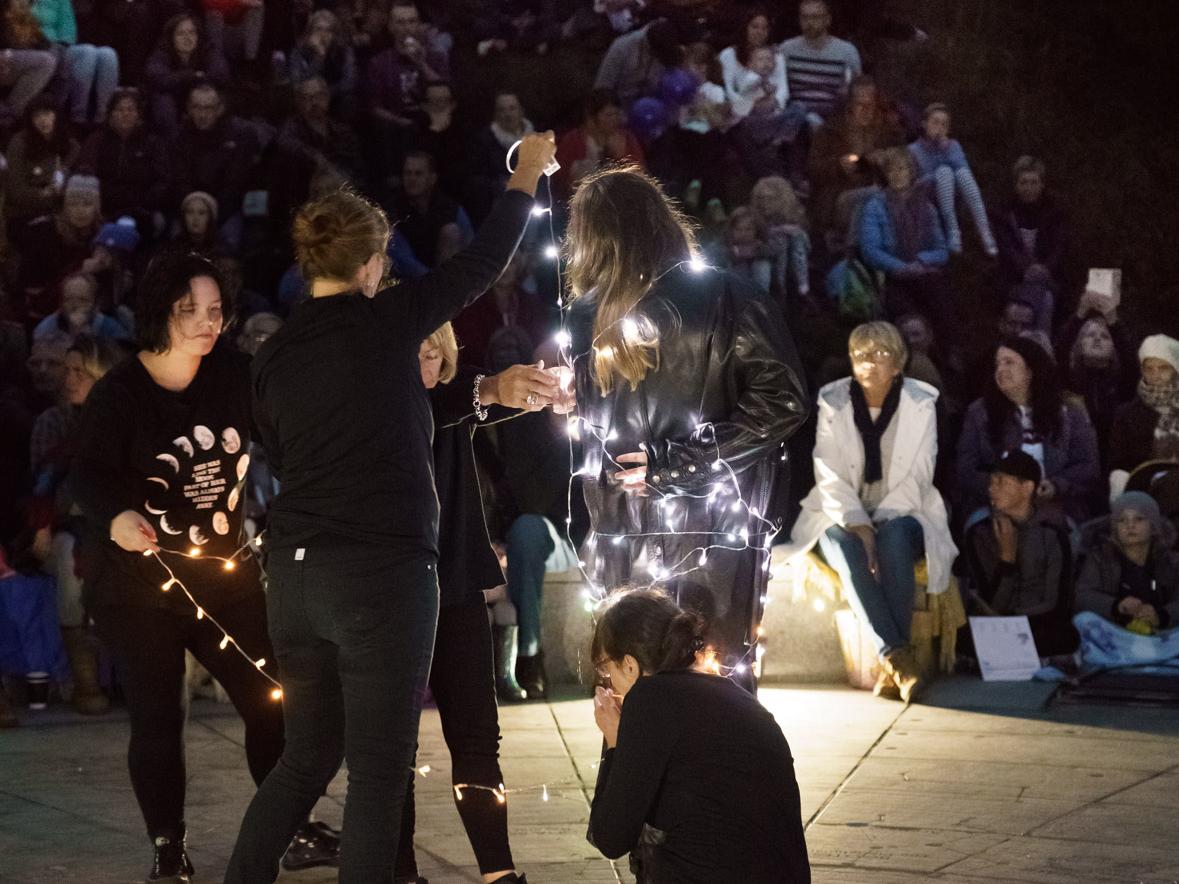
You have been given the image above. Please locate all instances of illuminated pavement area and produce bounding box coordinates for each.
[2,680,1178,883]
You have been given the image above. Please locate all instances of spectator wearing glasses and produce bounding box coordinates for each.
[785,322,954,702]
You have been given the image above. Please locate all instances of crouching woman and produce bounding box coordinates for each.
[587,588,810,883]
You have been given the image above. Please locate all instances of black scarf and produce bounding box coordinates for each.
[850,376,903,483]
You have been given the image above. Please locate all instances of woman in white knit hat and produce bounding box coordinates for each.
[1109,334,1179,497]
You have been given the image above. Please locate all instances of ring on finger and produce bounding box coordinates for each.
[526,393,538,406]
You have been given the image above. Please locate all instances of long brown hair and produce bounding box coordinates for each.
[564,165,698,395]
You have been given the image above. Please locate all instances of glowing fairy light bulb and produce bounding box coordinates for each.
[605,429,618,441]
[270,688,283,701]
[544,244,559,260]
[812,598,827,612]
[554,330,571,350]
[740,528,750,541]
[418,765,431,776]
[531,203,549,217]
[219,636,230,651]
[542,784,550,802]
[621,317,640,341]
[223,560,236,571]
[188,547,201,558]
[254,658,267,669]
[730,501,742,513]
[566,421,580,440]
[254,536,263,548]
[699,550,708,566]
[454,786,464,801]
[688,257,707,272]
[196,608,205,620]
[734,663,747,674]
[161,578,176,592]
[142,550,153,557]
[612,536,625,546]
[711,460,722,472]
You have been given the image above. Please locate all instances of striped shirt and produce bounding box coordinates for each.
[779,35,862,120]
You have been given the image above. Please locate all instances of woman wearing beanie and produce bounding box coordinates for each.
[588,588,810,883]
[170,191,226,256]
[1076,491,1179,633]
[11,174,103,328]
[1109,335,1179,490]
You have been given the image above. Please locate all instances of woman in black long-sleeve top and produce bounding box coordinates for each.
[69,252,334,880]
[588,588,810,883]
[226,133,557,884]
[394,322,555,884]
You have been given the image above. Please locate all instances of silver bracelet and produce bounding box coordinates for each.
[473,374,489,421]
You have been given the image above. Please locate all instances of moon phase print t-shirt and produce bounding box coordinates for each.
[72,342,262,613]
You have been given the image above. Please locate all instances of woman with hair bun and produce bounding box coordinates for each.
[227,133,556,884]
[588,588,810,883]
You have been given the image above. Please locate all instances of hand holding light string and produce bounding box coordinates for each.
[506,132,561,178]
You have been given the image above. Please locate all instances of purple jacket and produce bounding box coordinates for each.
[364,47,448,116]
[956,398,1101,522]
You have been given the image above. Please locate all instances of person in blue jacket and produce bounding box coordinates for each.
[859,146,952,343]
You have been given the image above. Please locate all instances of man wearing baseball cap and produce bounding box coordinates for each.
[963,449,1077,656]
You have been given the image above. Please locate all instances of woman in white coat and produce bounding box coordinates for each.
[785,321,956,701]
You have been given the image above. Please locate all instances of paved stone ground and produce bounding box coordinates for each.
[2,679,1178,883]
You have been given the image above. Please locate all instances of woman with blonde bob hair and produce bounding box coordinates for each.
[783,321,957,702]
[229,133,556,884]
[389,319,548,883]
[564,165,808,690]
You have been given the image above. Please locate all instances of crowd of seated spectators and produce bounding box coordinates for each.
[0,0,1176,722]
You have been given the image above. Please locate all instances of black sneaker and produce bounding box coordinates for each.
[281,821,341,871]
[147,836,190,882]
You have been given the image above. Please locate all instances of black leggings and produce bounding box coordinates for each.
[397,596,513,877]
[93,593,285,841]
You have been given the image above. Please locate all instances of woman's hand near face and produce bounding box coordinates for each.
[594,685,622,748]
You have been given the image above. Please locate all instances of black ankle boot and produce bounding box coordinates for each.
[516,652,547,700]
[147,827,192,882]
[493,625,527,702]
[281,819,341,870]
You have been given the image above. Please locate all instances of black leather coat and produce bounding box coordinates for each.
[567,266,809,658]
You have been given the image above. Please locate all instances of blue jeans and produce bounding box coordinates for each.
[225,545,439,884]
[818,516,924,656]
[63,44,118,123]
[506,515,554,658]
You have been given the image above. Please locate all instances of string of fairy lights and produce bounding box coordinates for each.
[126,154,793,809]
[140,532,282,699]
